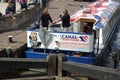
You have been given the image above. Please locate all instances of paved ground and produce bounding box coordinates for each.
[0,0,91,52]
[48,0,91,21]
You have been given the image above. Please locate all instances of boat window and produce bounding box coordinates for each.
[82,22,93,33]
[77,18,95,33]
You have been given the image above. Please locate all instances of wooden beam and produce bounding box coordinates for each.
[7,76,55,80]
[62,61,120,80]
[47,54,57,76]
[0,58,48,72]
[57,54,67,77]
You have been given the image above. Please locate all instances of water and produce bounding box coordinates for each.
[103,21,120,68]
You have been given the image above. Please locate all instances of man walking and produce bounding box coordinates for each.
[39,8,53,30]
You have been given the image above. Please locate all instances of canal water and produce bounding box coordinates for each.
[103,21,120,69]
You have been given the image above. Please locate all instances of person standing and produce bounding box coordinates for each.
[60,9,70,32]
[39,8,53,30]
[18,0,27,10]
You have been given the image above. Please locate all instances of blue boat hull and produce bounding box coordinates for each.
[25,49,96,64]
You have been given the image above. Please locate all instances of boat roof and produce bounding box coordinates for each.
[70,0,120,28]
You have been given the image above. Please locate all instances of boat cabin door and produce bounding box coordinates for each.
[73,18,96,33]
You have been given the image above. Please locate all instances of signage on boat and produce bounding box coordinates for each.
[27,30,94,52]
[60,34,88,42]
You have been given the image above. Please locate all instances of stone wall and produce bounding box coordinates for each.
[0,5,42,33]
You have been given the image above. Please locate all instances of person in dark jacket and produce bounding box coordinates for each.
[18,0,27,10]
[60,9,70,32]
[0,12,2,17]
[39,8,53,30]
[5,2,16,19]
[8,0,16,14]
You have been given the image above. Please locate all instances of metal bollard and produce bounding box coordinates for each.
[8,36,13,43]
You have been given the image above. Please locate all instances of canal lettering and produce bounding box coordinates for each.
[60,34,88,42]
